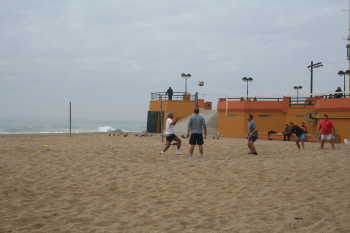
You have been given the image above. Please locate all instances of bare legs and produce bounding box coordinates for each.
[198,145,203,155]
[161,137,181,153]
[296,139,304,149]
[162,141,171,153]
[189,144,203,158]
[247,141,256,153]
[174,137,181,150]
[189,144,195,155]
[320,140,335,149]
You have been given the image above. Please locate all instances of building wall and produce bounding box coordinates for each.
[149,100,199,129]
[218,112,245,137]
[311,111,350,142]
[217,97,350,142]
[285,106,318,134]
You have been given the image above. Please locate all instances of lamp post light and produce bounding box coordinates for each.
[293,86,303,103]
[181,73,191,94]
[307,61,323,98]
[242,77,253,99]
[337,70,350,97]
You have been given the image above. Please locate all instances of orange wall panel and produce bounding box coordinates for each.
[216,98,350,142]
[315,98,350,112]
[204,102,212,110]
[149,100,197,129]
[197,99,205,109]
[218,112,245,137]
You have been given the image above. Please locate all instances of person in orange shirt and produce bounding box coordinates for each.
[316,114,335,149]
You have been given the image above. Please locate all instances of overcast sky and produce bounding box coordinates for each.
[0,0,348,122]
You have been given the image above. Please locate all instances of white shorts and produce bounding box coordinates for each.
[321,134,333,141]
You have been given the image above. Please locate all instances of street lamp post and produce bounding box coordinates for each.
[337,70,350,97]
[242,77,253,99]
[181,73,191,94]
[293,86,303,103]
[307,61,323,98]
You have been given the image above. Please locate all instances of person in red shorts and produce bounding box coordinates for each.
[316,114,335,149]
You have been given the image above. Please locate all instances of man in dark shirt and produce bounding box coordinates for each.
[289,122,306,150]
[334,87,343,98]
[166,87,173,100]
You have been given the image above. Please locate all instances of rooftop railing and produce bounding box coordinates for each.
[150,92,196,101]
[223,97,283,102]
[222,93,349,106]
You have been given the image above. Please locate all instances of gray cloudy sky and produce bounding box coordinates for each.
[0,0,348,122]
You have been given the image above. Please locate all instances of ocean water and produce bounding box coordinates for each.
[0,119,146,134]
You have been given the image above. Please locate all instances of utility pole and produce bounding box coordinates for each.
[307,61,323,98]
[310,61,313,97]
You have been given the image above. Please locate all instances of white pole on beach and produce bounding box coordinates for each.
[69,101,72,137]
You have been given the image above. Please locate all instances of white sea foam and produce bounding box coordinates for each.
[98,126,116,132]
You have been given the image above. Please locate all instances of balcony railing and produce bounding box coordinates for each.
[224,97,283,102]
[150,92,196,101]
[223,94,349,106]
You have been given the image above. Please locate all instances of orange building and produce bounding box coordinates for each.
[147,92,211,133]
[217,96,350,143]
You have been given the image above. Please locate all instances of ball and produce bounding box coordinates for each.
[198,81,204,86]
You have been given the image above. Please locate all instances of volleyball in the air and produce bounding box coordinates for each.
[198,81,204,86]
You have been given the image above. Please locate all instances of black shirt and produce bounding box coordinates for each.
[291,125,304,136]
[334,89,342,98]
[166,88,173,95]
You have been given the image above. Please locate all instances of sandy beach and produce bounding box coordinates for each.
[1,133,349,233]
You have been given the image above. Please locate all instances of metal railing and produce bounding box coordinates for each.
[223,94,349,106]
[290,94,349,105]
[290,97,314,105]
[150,92,196,101]
[224,97,283,102]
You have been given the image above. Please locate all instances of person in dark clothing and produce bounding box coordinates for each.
[246,114,258,155]
[289,122,306,150]
[166,87,173,100]
[282,124,292,141]
[334,87,343,98]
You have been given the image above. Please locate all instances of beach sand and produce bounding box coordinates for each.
[1,133,349,233]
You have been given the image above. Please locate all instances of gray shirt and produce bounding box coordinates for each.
[188,114,206,134]
[248,120,258,137]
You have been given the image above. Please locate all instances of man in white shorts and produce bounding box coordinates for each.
[316,114,335,149]
[160,112,183,155]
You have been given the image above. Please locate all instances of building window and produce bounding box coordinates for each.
[296,115,305,118]
[227,114,236,117]
[258,114,272,118]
